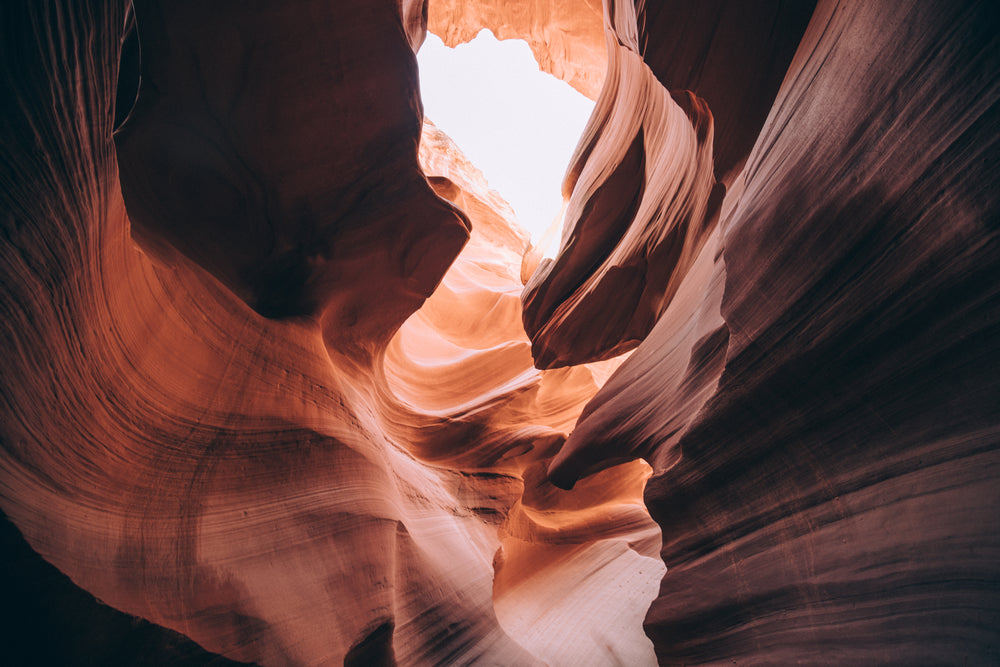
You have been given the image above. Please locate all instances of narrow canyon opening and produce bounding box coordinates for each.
[417,29,594,256]
[387,23,669,666]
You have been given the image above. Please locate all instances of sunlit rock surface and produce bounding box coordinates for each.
[408,119,663,665]
[2,0,999,665]
[0,2,658,663]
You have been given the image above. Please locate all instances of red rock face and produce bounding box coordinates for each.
[1,0,998,665]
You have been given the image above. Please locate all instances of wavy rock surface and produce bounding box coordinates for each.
[2,0,999,664]
[402,119,664,665]
[527,0,1000,663]
[522,0,812,369]
[0,2,660,663]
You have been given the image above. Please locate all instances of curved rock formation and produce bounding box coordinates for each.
[398,119,665,665]
[1,2,659,663]
[526,0,1000,663]
[116,0,470,329]
[521,0,812,369]
[2,0,999,664]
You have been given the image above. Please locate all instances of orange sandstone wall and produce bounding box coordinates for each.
[0,2,659,663]
[1,0,998,664]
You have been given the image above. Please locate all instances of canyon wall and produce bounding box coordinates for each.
[1,0,998,665]
[1,2,657,664]
[523,0,1000,663]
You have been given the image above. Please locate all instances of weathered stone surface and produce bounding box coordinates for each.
[2,0,998,664]
[116,1,470,332]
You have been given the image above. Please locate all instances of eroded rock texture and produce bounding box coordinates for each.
[1,0,998,665]
[1,2,659,664]
[526,0,1000,664]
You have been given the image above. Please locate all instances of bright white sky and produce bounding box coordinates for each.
[417,30,595,243]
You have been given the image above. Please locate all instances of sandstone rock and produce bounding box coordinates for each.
[0,3,658,663]
[2,0,998,664]
[530,0,1000,663]
[522,0,811,368]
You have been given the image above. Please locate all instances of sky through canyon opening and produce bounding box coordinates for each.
[417,29,595,256]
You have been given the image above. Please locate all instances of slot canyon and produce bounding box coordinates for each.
[1,0,998,664]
